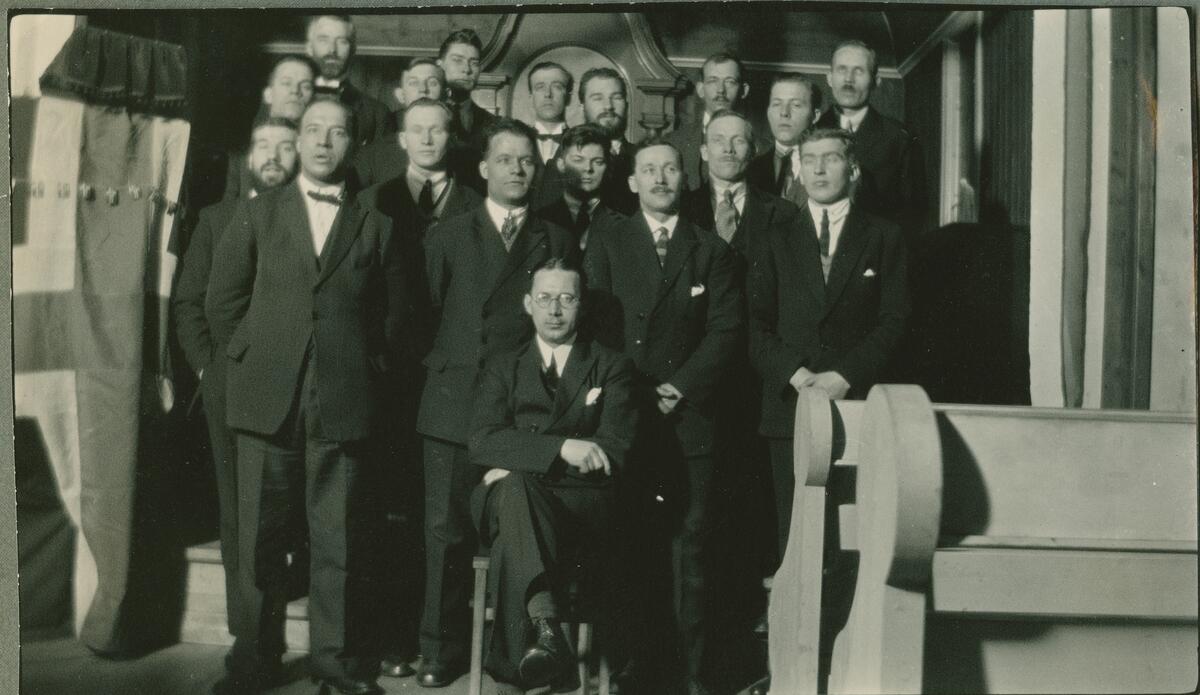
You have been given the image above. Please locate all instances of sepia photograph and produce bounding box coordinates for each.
[5,2,1198,694]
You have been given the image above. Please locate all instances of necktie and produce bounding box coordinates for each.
[542,353,560,398]
[576,205,591,234]
[654,227,669,267]
[715,189,739,243]
[536,133,563,142]
[841,116,854,133]
[455,100,473,135]
[776,149,795,196]
[418,179,435,215]
[307,190,342,206]
[819,209,831,258]
[499,212,519,251]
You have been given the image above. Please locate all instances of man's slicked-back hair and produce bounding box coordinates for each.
[799,126,858,165]
[631,137,683,168]
[302,97,358,143]
[400,97,454,130]
[482,117,539,158]
[704,108,756,154]
[306,14,355,40]
[403,56,445,79]
[268,54,319,85]
[438,28,484,59]
[577,67,627,104]
[527,61,575,96]
[701,51,746,80]
[558,123,612,160]
[250,116,299,142]
[530,256,587,295]
[770,72,824,112]
[831,39,879,80]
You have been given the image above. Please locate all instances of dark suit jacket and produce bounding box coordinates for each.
[352,133,407,189]
[417,206,578,444]
[749,205,910,437]
[206,180,413,441]
[373,173,483,241]
[175,196,242,376]
[535,197,628,251]
[468,339,637,487]
[448,99,498,196]
[584,214,743,456]
[664,113,707,191]
[529,151,566,212]
[815,107,926,234]
[337,81,391,149]
[682,183,801,278]
[595,139,638,215]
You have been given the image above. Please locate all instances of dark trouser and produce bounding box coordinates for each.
[201,361,242,637]
[419,437,483,666]
[233,353,379,683]
[470,472,613,685]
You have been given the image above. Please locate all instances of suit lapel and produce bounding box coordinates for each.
[627,213,665,286]
[546,340,596,429]
[822,207,872,314]
[519,343,554,414]
[656,219,700,308]
[787,206,827,310]
[279,183,320,284]
[487,212,549,303]
[315,187,366,288]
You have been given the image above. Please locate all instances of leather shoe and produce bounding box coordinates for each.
[380,654,416,678]
[518,617,573,687]
[416,659,465,687]
[213,662,284,694]
[315,676,383,695]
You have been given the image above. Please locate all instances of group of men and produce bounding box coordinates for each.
[173,13,920,695]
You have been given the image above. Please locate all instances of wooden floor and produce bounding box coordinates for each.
[20,638,482,695]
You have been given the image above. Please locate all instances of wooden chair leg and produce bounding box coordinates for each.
[469,564,488,695]
[575,621,592,695]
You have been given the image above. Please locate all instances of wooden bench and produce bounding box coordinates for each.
[770,385,1198,693]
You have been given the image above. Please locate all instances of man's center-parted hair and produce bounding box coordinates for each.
[769,72,824,113]
[438,28,484,59]
[400,97,455,130]
[557,123,612,160]
[527,60,575,96]
[577,66,627,104]
[268,54,320,84]
[481,117,540,158]
[306,14,355,42]
[401,56,445,81]
[700,51,746,81]
[529,256,588,295]
[702,107,757,154]
[798,126,859,165]
[300,98,358,141]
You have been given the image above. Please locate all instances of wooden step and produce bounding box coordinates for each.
[180,541,310,652]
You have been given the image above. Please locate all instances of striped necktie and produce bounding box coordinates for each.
[715,189,739,242]
[500,212,519,251]
[654,227,669,267]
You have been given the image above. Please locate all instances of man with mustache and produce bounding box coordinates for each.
[748,74,822,201]
[584,140,742,695]
[537,123,627,251]
[354,59,449,188]
[207,98,416,695]
[437,28,497,195]
[666,53,750,191]
[305,14,390,149]
[579,67,638,214]
[525,61,573,210]
[814,40,926,240]
[175,116,300,695]
[416,118,577,688]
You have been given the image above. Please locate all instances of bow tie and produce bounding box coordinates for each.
[537,133,563,142]
[307,190,343,206]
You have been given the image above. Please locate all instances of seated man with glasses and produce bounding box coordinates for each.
[467,257,638,694]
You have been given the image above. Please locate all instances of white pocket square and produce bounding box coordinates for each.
[585,387,603,406]
[862,268,877,278]
[690,284,706,297]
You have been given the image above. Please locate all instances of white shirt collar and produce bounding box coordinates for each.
[610,139,623,155]
[314,76,342,89]
[407,165,447,187]
[702,111,712,129]
[839,107,868,132]
[642,211,680,238]
[711,178,746,203]
[296,173,345,201]
[534,121,566,135]
[485,197,528,234]
[535,334,575,375]
[807,197,851,228]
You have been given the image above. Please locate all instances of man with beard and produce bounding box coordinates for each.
[747,74,822,201]
[537,123,626,251]
[306,14,390,149]
[416,119,577,688]
[525,61,573,210]
[666,53,750,191]
[437,28,497,194]
[207,99,412,695]
[814,40,926,240]
[579,67,638,214]
[221,55,316,202]
[585,141,742,695]
[354,59,448,188]
[176,116,299,695]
